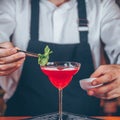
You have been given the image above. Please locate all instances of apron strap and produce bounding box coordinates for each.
[77,0,88,44]
[30,0,40,41]
[77,0,88,25]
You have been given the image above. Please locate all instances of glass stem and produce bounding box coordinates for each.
[59,89,63,120]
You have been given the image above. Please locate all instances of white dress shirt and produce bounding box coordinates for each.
[0,0,120,101]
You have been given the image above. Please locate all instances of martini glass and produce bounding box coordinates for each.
[40,61,80,120]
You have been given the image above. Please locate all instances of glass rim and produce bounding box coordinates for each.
[40,61,81,67]
[48,61,80,63]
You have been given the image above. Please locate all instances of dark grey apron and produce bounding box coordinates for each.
[5,0,100,116]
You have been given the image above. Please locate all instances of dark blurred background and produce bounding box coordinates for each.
[116,0,120,6]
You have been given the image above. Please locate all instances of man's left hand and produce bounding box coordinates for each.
[87,64,120,100]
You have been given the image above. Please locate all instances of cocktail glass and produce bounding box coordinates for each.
[40,61,80,120]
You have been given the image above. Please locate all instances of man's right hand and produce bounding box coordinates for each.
[0,42,25,76]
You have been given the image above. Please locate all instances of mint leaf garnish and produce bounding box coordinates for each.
[38,45,52,66]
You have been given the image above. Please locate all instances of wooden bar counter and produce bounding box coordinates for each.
[0,116,120,120]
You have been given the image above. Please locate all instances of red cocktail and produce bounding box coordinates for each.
[40,62,80,120]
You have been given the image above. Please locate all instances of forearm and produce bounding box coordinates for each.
[100,0,120,64]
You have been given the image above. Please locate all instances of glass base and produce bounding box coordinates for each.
[24,112,101,120]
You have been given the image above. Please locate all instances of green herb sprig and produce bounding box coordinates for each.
[38,45,53,66]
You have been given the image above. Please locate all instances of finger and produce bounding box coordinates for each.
[87,90,109,99]
[0,58,25,72]
[87,81,115,96]
[106,88,120,99]
[0,52,25,64]
[91,65,107,78]
[0,41,14,48]
[101,93,118,100]
[0,65,20,76]
[87,90,105,98]
[0,48,17,57]
[91,73,116,86]
[0,66,19,76]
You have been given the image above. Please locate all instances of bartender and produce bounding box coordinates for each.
[0,0,120,116]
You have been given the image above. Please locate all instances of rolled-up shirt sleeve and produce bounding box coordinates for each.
[0,0,16,42]
[0,67,22,101]
[0,0,19,101]
[100,0,120,64]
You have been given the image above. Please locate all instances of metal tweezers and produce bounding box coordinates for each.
[0,47,38,58]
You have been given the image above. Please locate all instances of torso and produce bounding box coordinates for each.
[5,0,100,116]
[13,0,103,68]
